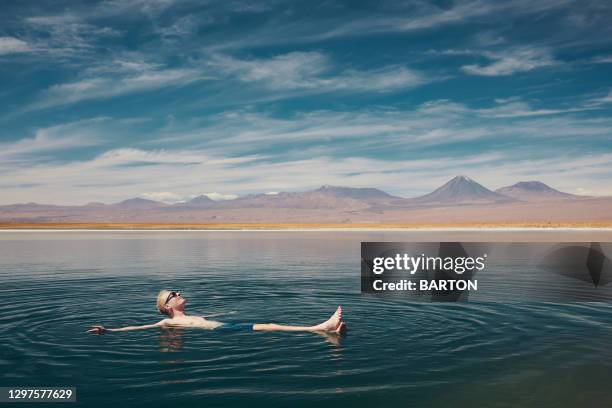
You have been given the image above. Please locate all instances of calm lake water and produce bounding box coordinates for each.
[1,230,612,407]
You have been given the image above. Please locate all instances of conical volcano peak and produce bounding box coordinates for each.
[415,176,511,204]
[452,175,474,182]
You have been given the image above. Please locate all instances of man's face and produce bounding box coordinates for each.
[167,291,186,312]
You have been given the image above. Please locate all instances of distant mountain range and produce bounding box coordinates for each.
[1,176,607,225]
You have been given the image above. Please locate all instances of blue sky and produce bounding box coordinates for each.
[1,0,611,204]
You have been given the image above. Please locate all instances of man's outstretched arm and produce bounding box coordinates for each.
[87,320,168,334]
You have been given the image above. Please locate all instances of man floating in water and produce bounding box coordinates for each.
[87,290,346,335]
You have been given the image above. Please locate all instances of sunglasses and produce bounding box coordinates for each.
[164,291,180,305]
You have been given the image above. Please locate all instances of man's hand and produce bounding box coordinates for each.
[87,325,108,335]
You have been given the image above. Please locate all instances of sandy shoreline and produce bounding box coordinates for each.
[2,222,612,230]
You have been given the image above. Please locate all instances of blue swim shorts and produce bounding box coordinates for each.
[215,322,254,332]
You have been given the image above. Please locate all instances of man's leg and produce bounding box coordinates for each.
[252,306,346,333]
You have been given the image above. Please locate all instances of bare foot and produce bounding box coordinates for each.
[313,306,345,332]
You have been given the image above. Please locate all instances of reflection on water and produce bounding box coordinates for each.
[316,330,345,348]
[159,328,185,353]
[0,231,612,408]
[157,326,344,353]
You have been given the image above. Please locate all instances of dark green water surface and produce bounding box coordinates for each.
[1,231,612,407]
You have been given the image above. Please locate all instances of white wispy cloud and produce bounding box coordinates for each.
[217,0,572,49]
[93,148,204,167]
[84,56,163,75]
[212,52,426,92]
[31,66,204,109]
[0,118,108,163]
[157,15,205,41]
[320,0,495,39]
[461,47,556,76]
[19,1,181,58]
[0,37,31,55]
[157,108,473,153]
[476,98,594,118]
[591,90,612,104]
[139,97,612,163]
[591,55,612,64]
[24,15,120,56]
